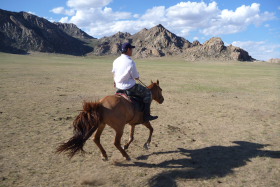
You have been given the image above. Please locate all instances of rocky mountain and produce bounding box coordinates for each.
[0,9,92,55]
[184,37,254,61]
[92,24,254,61]
[92,24,191,58]
[131,24,191,58]
[0,9,254,61]
[53,22,95,40]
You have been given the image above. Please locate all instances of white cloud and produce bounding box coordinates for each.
[201,3,275,35]
[232,41,280,61]
[66,7,131,29]
[193,36,199,41]
[27,11,36,15]
[50,1,275,39]
[133,14,140,19]
[51,7,75,16]
[67,0,112,9]
[51,7,64,14]
[166,1,218,24]
[59,17,70,23]
[141,6,166,23]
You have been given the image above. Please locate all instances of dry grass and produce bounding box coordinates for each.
[0,52,279,187]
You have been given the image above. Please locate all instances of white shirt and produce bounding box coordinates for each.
[112,54,139,90]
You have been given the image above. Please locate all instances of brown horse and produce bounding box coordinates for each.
[56,80,164,160]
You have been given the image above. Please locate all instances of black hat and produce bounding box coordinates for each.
[121,42,135,53]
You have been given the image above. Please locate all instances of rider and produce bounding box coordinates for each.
[112,42,158,122]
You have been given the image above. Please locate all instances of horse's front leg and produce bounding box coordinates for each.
[124,125,135,150]
[143,122,153,150]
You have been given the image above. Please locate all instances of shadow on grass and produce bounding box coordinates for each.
[116,141,280,187]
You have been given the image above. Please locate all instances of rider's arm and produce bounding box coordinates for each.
[130,61,139,80]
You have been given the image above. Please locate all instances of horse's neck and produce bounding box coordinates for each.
[149,87,156,101]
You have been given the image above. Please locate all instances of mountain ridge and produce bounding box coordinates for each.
[0,9,92,55]
[93,24,254,61]
[0,9,254,61]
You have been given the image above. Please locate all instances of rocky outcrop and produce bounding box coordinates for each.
[227,45,254,61]
[184,37,254,61]
[0,9,92,55]
[268,58,280,63]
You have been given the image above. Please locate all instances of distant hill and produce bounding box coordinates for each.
[92,24,254,61]
[0,9,92,55]
[0,9,254,61]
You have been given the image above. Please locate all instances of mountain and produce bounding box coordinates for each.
[91,32,132,55]
[0,9,254,61]
[184,37,254,61]
[0,9,92,55]
[131,24,191,58]
[91,24,191,58]
[92,24,254,61]
[53,22,95,40]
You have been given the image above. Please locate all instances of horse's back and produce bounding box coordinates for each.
[99,95,135,125]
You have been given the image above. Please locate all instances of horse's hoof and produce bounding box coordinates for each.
[143,143,150,150]
[125,156,131,161]
[124,145,129,150]
[102,156,108,161]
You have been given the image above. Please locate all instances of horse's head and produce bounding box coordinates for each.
[148,80,164,104]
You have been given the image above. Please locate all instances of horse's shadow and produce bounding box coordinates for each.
[116,141,280,187]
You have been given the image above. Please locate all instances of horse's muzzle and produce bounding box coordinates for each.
[159,97,164,104]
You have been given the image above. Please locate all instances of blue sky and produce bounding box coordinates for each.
[1,0,279,60]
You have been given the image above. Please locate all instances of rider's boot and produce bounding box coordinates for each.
[143,102,158,122]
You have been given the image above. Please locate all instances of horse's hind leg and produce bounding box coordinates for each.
[114,129,131,160]
[124,125,135,150]
[93,123,108,161]
[143,122,153,150]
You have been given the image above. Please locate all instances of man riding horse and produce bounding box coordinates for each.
[112,42,158,122]
[56,43,164,160]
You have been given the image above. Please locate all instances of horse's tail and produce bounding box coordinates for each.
[56,101,103,158]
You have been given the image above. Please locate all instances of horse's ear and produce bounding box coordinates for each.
[157,80,159,85]
[151,80,153,84]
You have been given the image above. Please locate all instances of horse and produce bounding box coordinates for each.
[56,80,164,161]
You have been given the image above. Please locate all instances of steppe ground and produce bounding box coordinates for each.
[0,52,279,187]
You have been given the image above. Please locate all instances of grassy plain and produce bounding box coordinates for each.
[0,52,279,187]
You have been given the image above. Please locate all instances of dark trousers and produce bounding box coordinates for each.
[127,84,152,103]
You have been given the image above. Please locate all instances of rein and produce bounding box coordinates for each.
[137,79,148,88]
[137,79,154,101]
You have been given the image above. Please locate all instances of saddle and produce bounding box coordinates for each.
[115,90,145,112]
